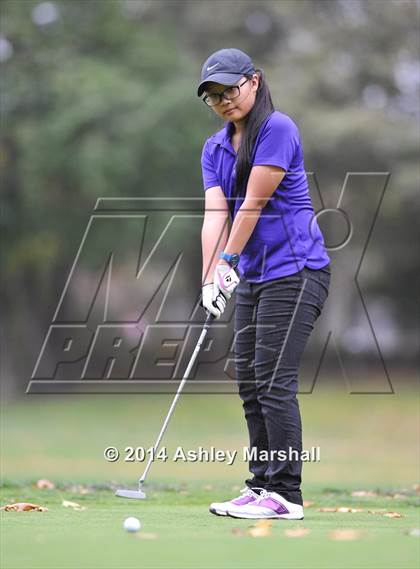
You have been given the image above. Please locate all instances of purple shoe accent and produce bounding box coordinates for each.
[257,497,290,514]
[231,495,256,506]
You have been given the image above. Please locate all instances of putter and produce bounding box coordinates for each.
[115,310,215,499]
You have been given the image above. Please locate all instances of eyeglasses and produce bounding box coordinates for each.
[202,78,249,107]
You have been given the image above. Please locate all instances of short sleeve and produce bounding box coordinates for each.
[201,140,219,190]
[252,114,299,171]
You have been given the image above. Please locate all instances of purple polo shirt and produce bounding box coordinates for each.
[200,110,330,282]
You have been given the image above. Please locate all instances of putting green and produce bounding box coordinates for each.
[1,482,419,569]
[1,385,419,568]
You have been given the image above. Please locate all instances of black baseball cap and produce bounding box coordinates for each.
[197,48,255,97]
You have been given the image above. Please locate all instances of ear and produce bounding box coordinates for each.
[251,73,260,92]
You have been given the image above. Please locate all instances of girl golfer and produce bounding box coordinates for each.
[198,48,331,520]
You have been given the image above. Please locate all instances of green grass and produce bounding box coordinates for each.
[1,385,419,568]
[1,482,419,569]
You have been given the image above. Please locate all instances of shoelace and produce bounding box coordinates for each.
[253,489,271,504]
[239,486,264,500]
[239,487,257,499]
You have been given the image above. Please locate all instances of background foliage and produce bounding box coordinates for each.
[1,0,419,396]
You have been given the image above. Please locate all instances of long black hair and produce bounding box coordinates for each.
[229,68,275,197]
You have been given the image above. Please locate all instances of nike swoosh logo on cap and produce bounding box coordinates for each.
[206,63,220,71]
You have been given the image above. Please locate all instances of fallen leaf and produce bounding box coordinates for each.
[62,500,86,511]
[351,490,377,497]
[412,484,420,493]
[303,500,314,507]
[247,519,272,538]
[36,479,55,490]
[329,529,364,541]
[319,506,364,513]
[285,528,310,538]
[231,527,246,536]
[135,532,158,540]
[368,509,403,518]
[0,502,48,512]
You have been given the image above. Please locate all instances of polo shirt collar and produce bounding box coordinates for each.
[214,122,236,156]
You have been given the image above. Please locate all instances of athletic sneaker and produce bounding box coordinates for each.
[227,489,304,520]
[209,486,262,517]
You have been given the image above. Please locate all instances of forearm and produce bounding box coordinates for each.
[201,214,229,284]
[223,200,264,255]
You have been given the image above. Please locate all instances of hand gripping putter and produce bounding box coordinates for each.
[115,311,215,500]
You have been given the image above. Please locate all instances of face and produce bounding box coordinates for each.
[203,73,260,123]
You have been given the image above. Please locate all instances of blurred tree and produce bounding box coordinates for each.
[1,0,418,395]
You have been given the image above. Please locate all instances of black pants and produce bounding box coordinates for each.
[234,264,331,506]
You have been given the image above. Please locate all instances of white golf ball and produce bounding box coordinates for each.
[123,516,141,532]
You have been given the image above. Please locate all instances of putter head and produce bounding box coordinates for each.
[115,488,147,500]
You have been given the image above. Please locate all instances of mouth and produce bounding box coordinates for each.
[223,108,236,115]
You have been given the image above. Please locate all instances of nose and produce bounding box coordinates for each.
[221,96,232,106]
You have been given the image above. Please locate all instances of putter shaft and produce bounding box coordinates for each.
[116,311,215,499]
[139,312,214,487]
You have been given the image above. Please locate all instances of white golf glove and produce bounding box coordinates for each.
[213,261,240,300]
[201,283,227,320]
